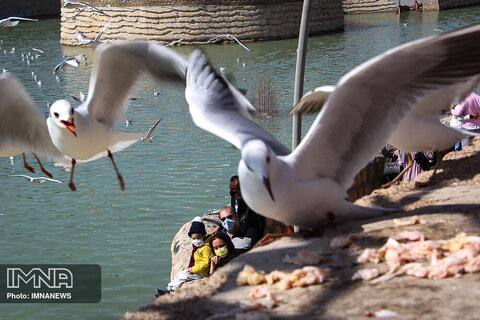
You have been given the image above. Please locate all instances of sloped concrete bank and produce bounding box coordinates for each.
[60,0,344,46]
[60,0,480,47]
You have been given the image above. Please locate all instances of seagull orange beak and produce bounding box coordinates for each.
[61,118,76,136]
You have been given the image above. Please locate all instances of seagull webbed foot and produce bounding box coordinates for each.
[68,182,77,191]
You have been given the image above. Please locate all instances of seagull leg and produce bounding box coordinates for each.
[22,153,35,173]
[382,153,414,188]
[32,153,53,178]
[108,150,125,191]
[301,212,336,238]
[68,159,77,191]
[252,225,294,249]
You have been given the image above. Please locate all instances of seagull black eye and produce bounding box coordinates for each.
[54,112,59,118]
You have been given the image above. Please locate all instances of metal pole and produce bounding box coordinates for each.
[292,0,311,150]
[292,0,311,233]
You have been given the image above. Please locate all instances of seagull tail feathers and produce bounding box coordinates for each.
[76,131,143,163]
[109,131,143,154]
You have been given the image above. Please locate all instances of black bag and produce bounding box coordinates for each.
[414,152,436,171]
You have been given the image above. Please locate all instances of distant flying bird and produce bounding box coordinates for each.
[63,0,109,16]
[1,40,187,191]
[53,55,85,74]
[141,118,163,143]
[9,174,62,184]
[0,17,38,28]
[164,38,185,47]
[208,34,251,52]
[76,22,110,46]
[185,23,480,228]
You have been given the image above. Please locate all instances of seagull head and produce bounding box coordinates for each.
[241,140,275,201]
[50,99,76,136]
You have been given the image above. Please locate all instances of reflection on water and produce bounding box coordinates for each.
[0,6,479,319]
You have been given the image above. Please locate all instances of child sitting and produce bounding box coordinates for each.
[156,217,213,297]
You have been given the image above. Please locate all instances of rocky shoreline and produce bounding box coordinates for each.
[123,138,480,319]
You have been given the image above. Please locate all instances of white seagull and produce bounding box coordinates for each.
[63,0,109,17]
[0,17,38,28]
[208,34,251,52]
[1,40,187,191]
[185,23,480,228]
[141,118,162,142]
[292,83,478,153]
[164,38,185,47]
[53,54,85,74]
[9,174,62,184]
[76,22,110,46]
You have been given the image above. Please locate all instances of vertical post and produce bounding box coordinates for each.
[292,0,311,233]
[292,0,311,150]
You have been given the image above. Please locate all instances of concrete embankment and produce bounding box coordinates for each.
[60,0,345,46]
[58,0,480,46]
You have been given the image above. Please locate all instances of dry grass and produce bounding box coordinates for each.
[252,74,279,117]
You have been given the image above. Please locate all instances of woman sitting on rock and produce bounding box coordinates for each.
[209,232,236,275]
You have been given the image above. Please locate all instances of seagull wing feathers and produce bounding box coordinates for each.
[0,75,69,164]
[83,41,188,126]
[186,50,290,156]
[290,23,480,190]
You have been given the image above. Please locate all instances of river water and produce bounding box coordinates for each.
[0,6,478,319]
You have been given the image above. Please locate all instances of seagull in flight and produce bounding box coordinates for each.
[164,38,185,47]
[9,174,62,184]
[76,22,110,46]
[185,23,480,228]
[63,0,109,16]
[53,54,85,74]
[208,34,251,52]
[141,118,163,142]
[1,40,187,191]
[0,17,38,27]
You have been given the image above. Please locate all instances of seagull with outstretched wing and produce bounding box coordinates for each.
[64,0,109,16]
[76,22,110,46]
[0,17,38,27]
[208,34,251,52]
[9,174,62,184]
[185,23,480,227]
[1,41,187,191]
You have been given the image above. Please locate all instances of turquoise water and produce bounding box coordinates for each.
[0,7,479,319]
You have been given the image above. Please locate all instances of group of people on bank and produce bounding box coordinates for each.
[155,175,265,297]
